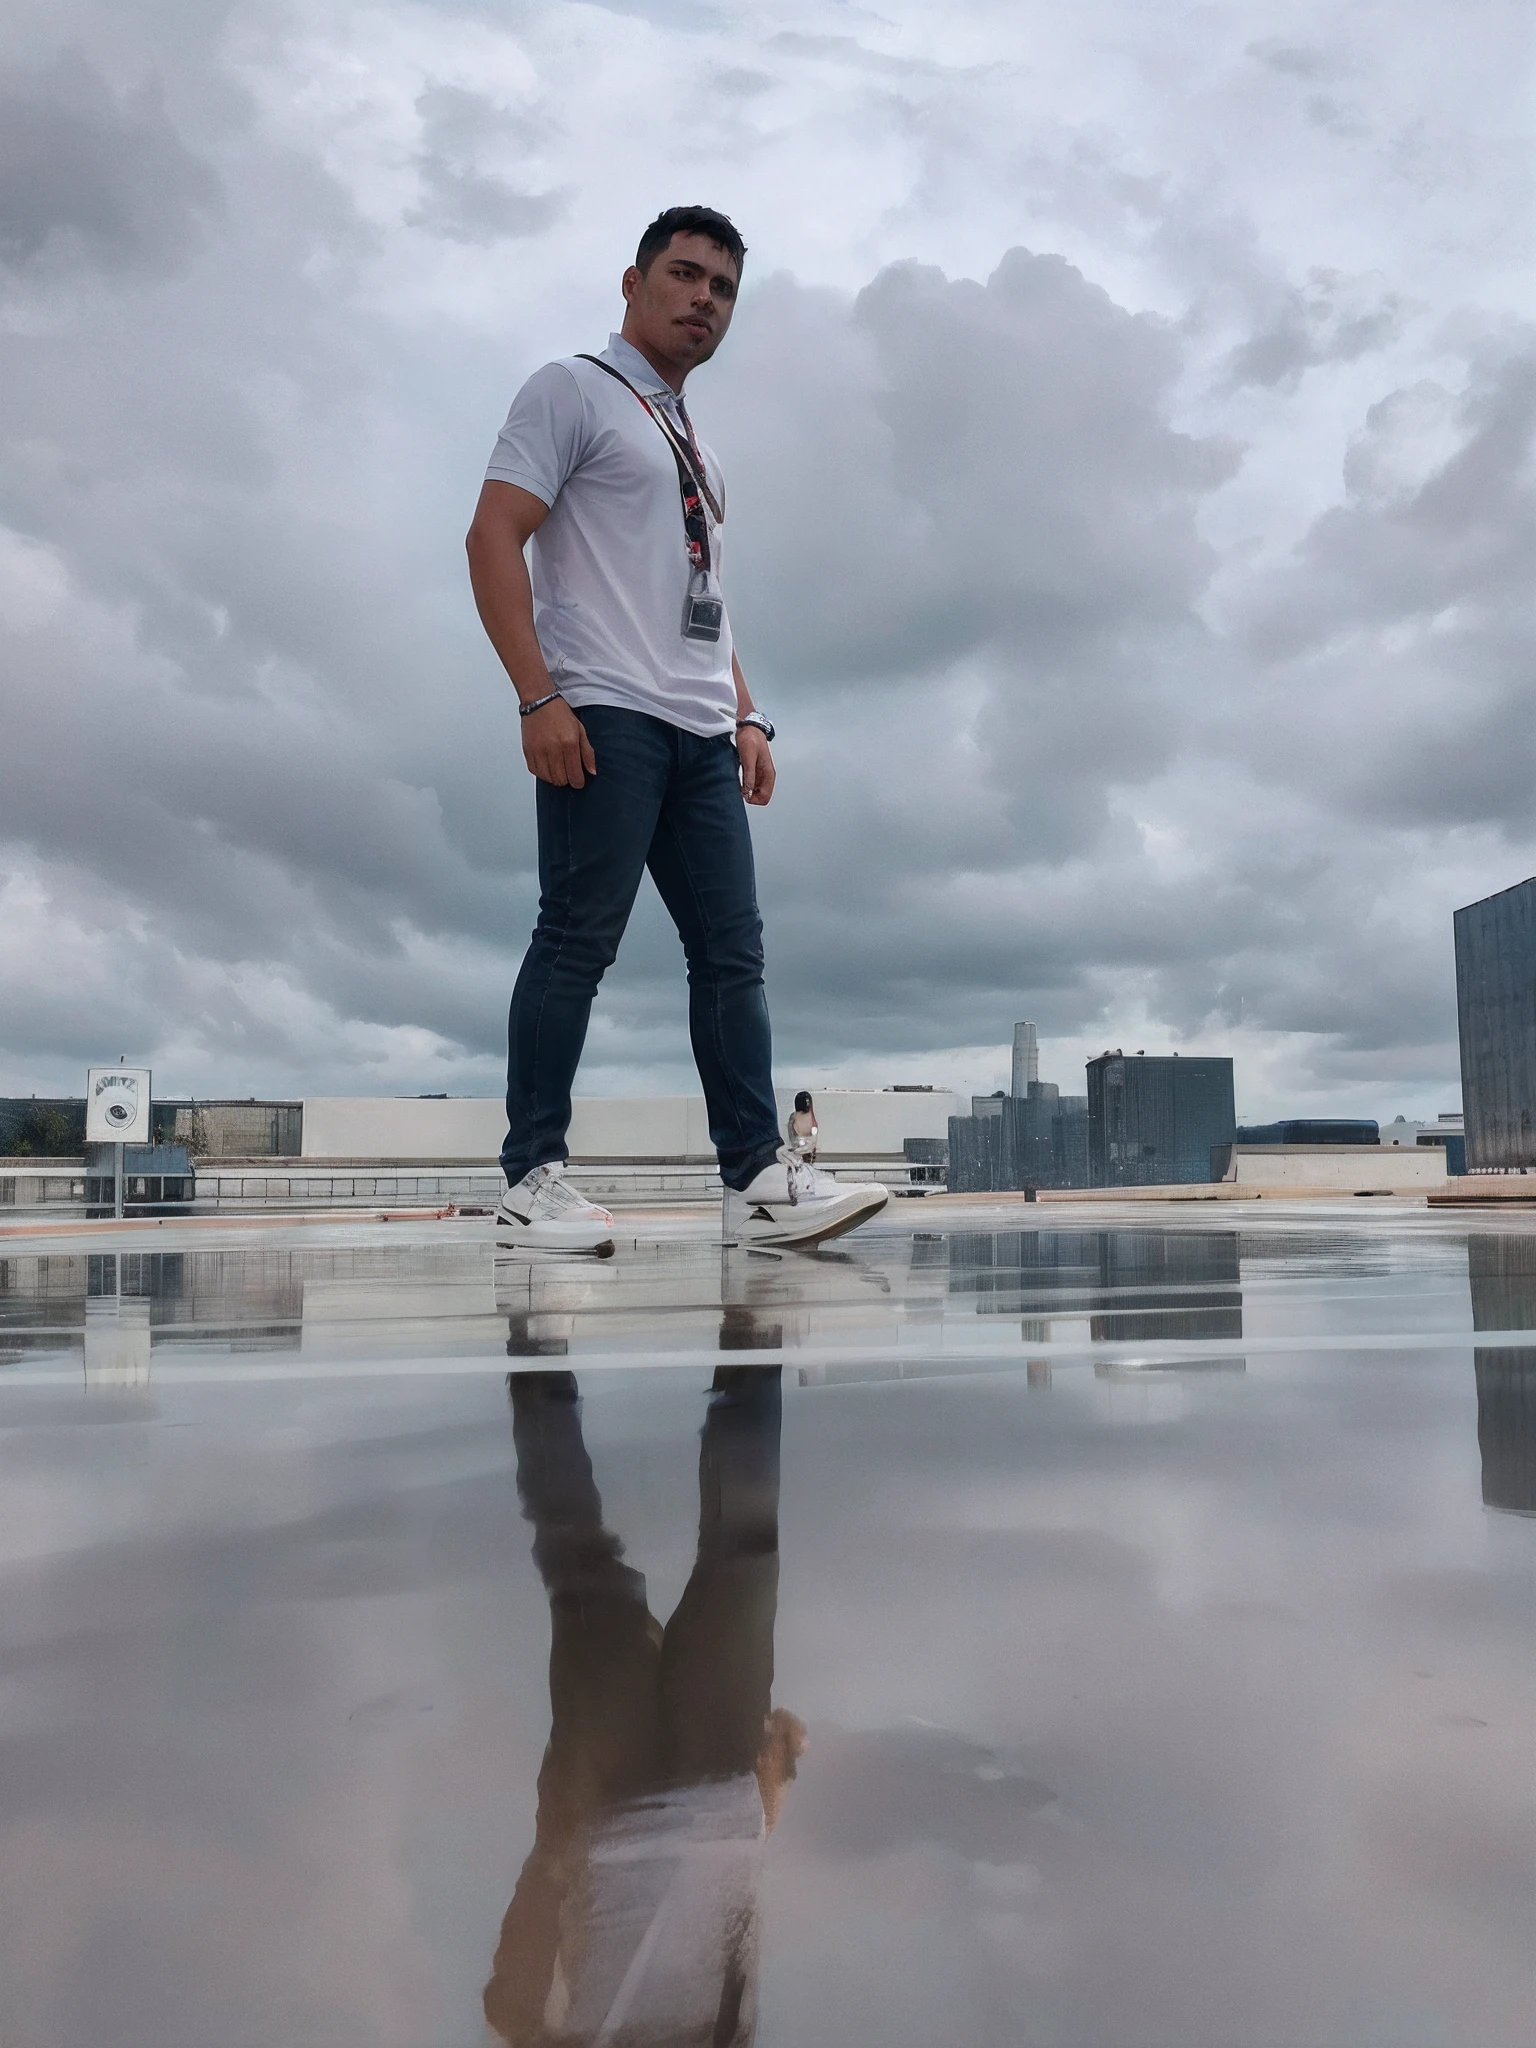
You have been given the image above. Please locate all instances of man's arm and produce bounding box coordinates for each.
[731,651,774,807]
[466,480,596,790]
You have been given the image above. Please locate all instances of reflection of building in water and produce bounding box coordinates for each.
[496,1247,888,1363]
[81,1251,307,1375]
[1087,1232,1242,1344]
[1468,1235,1536,1514]
[944,1231,1098,1314]
[940,1230,1242,1344]
[487,1365,796,2047]
[105,1251,304,1352]
[4,1242,501,1362]
[0,1250,305,1358]
[83,1261,151,1386]
[0,1253,93,1362]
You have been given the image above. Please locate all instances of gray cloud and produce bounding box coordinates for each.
[407,163,564,244]
[1226,268,1405,388]
[711,67,772,99]
[406,85,564,245]
[0,49,220,277]
[1247,41,1334,81]
[764,32,979,81]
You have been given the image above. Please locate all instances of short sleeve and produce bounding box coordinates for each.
[484,361,587,507]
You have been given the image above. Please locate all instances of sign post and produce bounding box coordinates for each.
[85,1067,153,1219]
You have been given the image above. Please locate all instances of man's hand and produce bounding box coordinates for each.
[737,724,775,806]
[522,698,597,788]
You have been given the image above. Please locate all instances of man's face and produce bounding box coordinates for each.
[621,231,740,370]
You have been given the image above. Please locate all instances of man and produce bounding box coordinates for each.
[467,205,889,1254]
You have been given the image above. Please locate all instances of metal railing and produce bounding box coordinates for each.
[0,1155,947,1219]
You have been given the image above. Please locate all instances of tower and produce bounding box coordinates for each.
[1010,1022,1038,1097]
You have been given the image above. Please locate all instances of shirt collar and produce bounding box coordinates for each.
[602,332,683,405]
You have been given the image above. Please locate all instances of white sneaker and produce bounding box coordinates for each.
[495,1163,616,1256]
[722,1148,890,1250]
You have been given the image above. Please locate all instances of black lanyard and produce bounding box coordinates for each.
[576,354,722,578]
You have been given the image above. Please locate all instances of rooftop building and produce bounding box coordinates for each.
[948,1082,1089,1193]
[1454,876,1536,1171]
[1086,1052,1235,1188]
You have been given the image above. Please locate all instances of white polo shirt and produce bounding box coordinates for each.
[484,332,736,738]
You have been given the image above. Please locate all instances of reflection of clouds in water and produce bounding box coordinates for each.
[0,1218,1531,2043]
[763,1243,1532,2047]
[794,1724,1056,1863]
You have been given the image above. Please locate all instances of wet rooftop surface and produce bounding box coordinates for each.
[1,1200,1532,2047]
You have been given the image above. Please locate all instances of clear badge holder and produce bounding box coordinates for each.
[682,569,724,642]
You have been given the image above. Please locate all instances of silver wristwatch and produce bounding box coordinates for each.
[736,711,775,742]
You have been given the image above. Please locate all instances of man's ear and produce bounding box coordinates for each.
[620,264,641,305]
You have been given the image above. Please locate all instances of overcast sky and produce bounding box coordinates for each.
[2,0,1532,1117]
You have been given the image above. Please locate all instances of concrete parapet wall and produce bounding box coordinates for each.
[302,1098,502,1159]
[301,1089,966,1162]
[1428,1175,1536,1205]
[1216,1145,1447,1189]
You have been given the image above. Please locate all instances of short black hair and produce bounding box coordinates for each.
[635,206,746,278]
[794,1090,813,1113]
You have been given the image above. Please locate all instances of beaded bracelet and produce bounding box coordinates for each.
[519,691,562,718]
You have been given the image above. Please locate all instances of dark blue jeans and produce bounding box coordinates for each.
[503,706,782,1193]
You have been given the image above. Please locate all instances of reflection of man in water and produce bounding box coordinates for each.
[486,1365,803,2046]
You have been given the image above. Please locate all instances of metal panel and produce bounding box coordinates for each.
[947,1115,1005,1193]
[1234,1120,1379,1146]
[1454,877,1536,1170]
[1087,1055,1235,1187]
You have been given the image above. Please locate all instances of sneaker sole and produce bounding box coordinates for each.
[495,1243,616,1259]
[726,1189,889,1250]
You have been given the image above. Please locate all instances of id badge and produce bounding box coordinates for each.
[682,569,724,643]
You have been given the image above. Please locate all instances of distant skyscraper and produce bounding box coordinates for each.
[1011,1022,1039,1096]
[946,1083,1090,1193]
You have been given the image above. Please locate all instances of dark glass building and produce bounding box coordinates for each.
[1454,877,1536,1171]
[946,1084,1091,1193]
[1086,1053,1235,1187]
